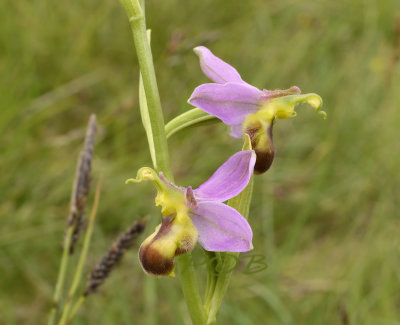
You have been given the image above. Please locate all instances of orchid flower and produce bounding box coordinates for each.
[126,150,256,276]
[188,46,326,174]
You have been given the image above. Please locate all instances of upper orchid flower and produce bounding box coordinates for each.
[188,46,326,174]
[126,150,256,276]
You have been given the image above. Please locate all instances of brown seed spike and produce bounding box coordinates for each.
[84,218,147,296]
[66,114,97,254]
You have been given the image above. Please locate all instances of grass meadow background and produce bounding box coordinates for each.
[1,0,400,324]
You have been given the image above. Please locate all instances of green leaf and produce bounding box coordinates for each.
[165,108,219,139]
[138,30,157,168]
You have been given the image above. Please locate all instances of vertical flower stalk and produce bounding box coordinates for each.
[120,0,171,178]
[119,1,206,324]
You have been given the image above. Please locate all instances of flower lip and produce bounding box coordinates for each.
[139,214,176,276]
[138,213,198,276]
[246,123,275,174]
[139,243,175,276]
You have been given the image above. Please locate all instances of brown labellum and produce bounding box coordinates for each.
[139,215,175,276]
[246,123,275,174]
[139,243,175,276]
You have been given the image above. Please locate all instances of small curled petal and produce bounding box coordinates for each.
[126,167,158,184]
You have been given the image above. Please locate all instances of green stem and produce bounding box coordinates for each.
[138,28,158,325]
[206,252,239,325]
[176,254,207,325]
[120,0,171,178]
[48,226,74,325]
[206,136,255,324]
[203,251,220,312]
[144,274,157,325]
[119,1,206,324]
[58,178,102,325]
[67,296,85,323]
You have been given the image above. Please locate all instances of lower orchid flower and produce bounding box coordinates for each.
[126,150,256,276]
[188,46,326,174]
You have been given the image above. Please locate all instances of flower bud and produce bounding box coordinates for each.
[139,214,198,276]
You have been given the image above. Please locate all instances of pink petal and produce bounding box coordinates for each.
[190,201,253,252]
[188,82,262,126]
[194,150,256,202]
[194,46,244,84]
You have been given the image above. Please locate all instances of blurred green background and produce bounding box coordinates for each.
[1,0,400,324]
